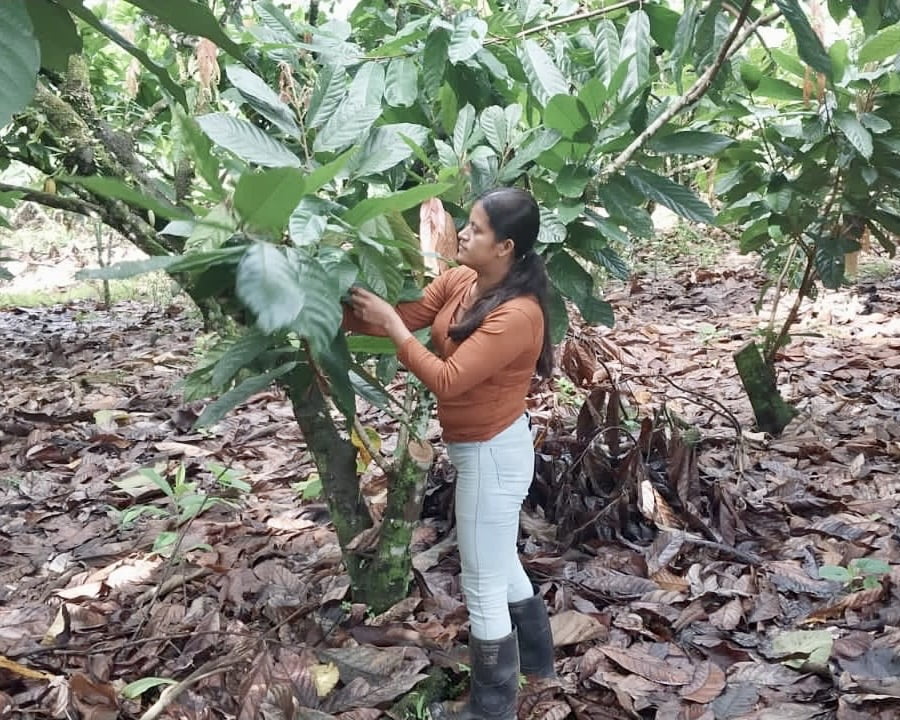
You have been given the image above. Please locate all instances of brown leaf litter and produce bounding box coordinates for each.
[1,254,898,719]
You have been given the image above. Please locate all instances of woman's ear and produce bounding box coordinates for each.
[498,237,515,258]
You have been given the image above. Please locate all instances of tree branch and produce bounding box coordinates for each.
[487,0,641,45]
[0,182,102,217]
[599,4,781,179]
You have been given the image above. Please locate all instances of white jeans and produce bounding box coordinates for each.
[447,414,535,640]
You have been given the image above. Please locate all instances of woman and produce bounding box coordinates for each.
[346,187,556,719]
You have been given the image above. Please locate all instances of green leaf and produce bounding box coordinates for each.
[60,176,190,221]
[624,167,716,224]
[518,39,569,106]
[773,0,832,78]
[646,4,680,51]
[236,243,303,333]
[579,78,608,122]
[480,106,509,153]
[650,131,736,156]
[547,252,614,327]
[291,256,344,354]
[347,335,398,355]
[78,248,244,280]
[557,165,591,198]
[197,113,301,167]
[859,24,900,64]
[314,335,355,418]
[25,0,82,73]
[0,0,40,129]
[670,0,699,91]
[344,183,453,226]
[306,149,355,192]
[834,112,873,159]
[618,9,651,100]
[355,244,403,303]
[350,123,430,176]
[594,20,620,89]
[423,28,450,100]
[225,65,300,137]
[850,558,890,576]
[546,284,569,344]
[348,62,385,105]
[754,76,804,101]
[449,15,487,64]
[210,331,271,388]
[544,96,591,140]
[818,565,852,582]
[194,362,297,429]
[289,197,330,246]
[385,57,418,107]
[815,244,846,289]
[307,65,347,130]
[123,0,245,60]
[827,0,850,22]
[233,168,306,232]
[313,99,382,153]
[173,109,223,195]
[121,677,178,699]
[453,103,477,157]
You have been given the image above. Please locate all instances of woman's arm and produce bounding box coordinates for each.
[342,269,459,336]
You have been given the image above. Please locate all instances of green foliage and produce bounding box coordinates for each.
[819,558,891,591]
[0,0,40,128]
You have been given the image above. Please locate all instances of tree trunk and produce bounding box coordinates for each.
[734,341,797,435]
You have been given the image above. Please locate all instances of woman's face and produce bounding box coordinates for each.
[456,201,512,270]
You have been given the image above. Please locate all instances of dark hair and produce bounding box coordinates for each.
[448,187,554,378]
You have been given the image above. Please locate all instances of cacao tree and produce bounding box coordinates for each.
[2,0,896,608]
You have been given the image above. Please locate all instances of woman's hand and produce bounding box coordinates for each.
[349,287,411,345]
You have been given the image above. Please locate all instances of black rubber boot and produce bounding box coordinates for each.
[508,592,556,679]
[429,630,519,720]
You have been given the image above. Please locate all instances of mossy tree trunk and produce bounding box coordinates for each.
[734,341,797,435]
[286,367,435,613]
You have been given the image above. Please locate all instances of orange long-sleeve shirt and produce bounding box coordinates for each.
[345,266,543,442]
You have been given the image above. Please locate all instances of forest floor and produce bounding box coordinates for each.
[1,213,899,720]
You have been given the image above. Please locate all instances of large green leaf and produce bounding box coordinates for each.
[625,167,717,224]
[307,65,347,130]
[289,198,330,247]
[480,106,509,153]
[596,176,653,238]
[858,24,900,64]
[348,62,385,105]
[350,123,430,176]
[546,284,569,344]
[61,176,190,221]
[25,0,82,73]
[594,20,620,89]
[195,362,297,429]
[384,57,418,107]
[834,112,873,159]
[123,0,245,60]
[313,99,382,153]
[355,244,404,303]
[449,15,487,64]
[210,331,272,388]
[544,96,591,139]
[173,109,223,195]
[453,104,478,156]
[650,131,736,155]
[423,28,450,100]
[291,255,344,354]
[518,39,569,106]
[670,0,698,91]
[197,113,301,167]
[343,183,453,226]
[547,252,614,327]
[225,65,300,137]
[233,168,307,232]
[314,335,355,418]
[0,1,39,129]
[755,77,804,100]
[773,0,832,78]
[78,247,245,280]
[236,243,304,333]
[619,9,651,100]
